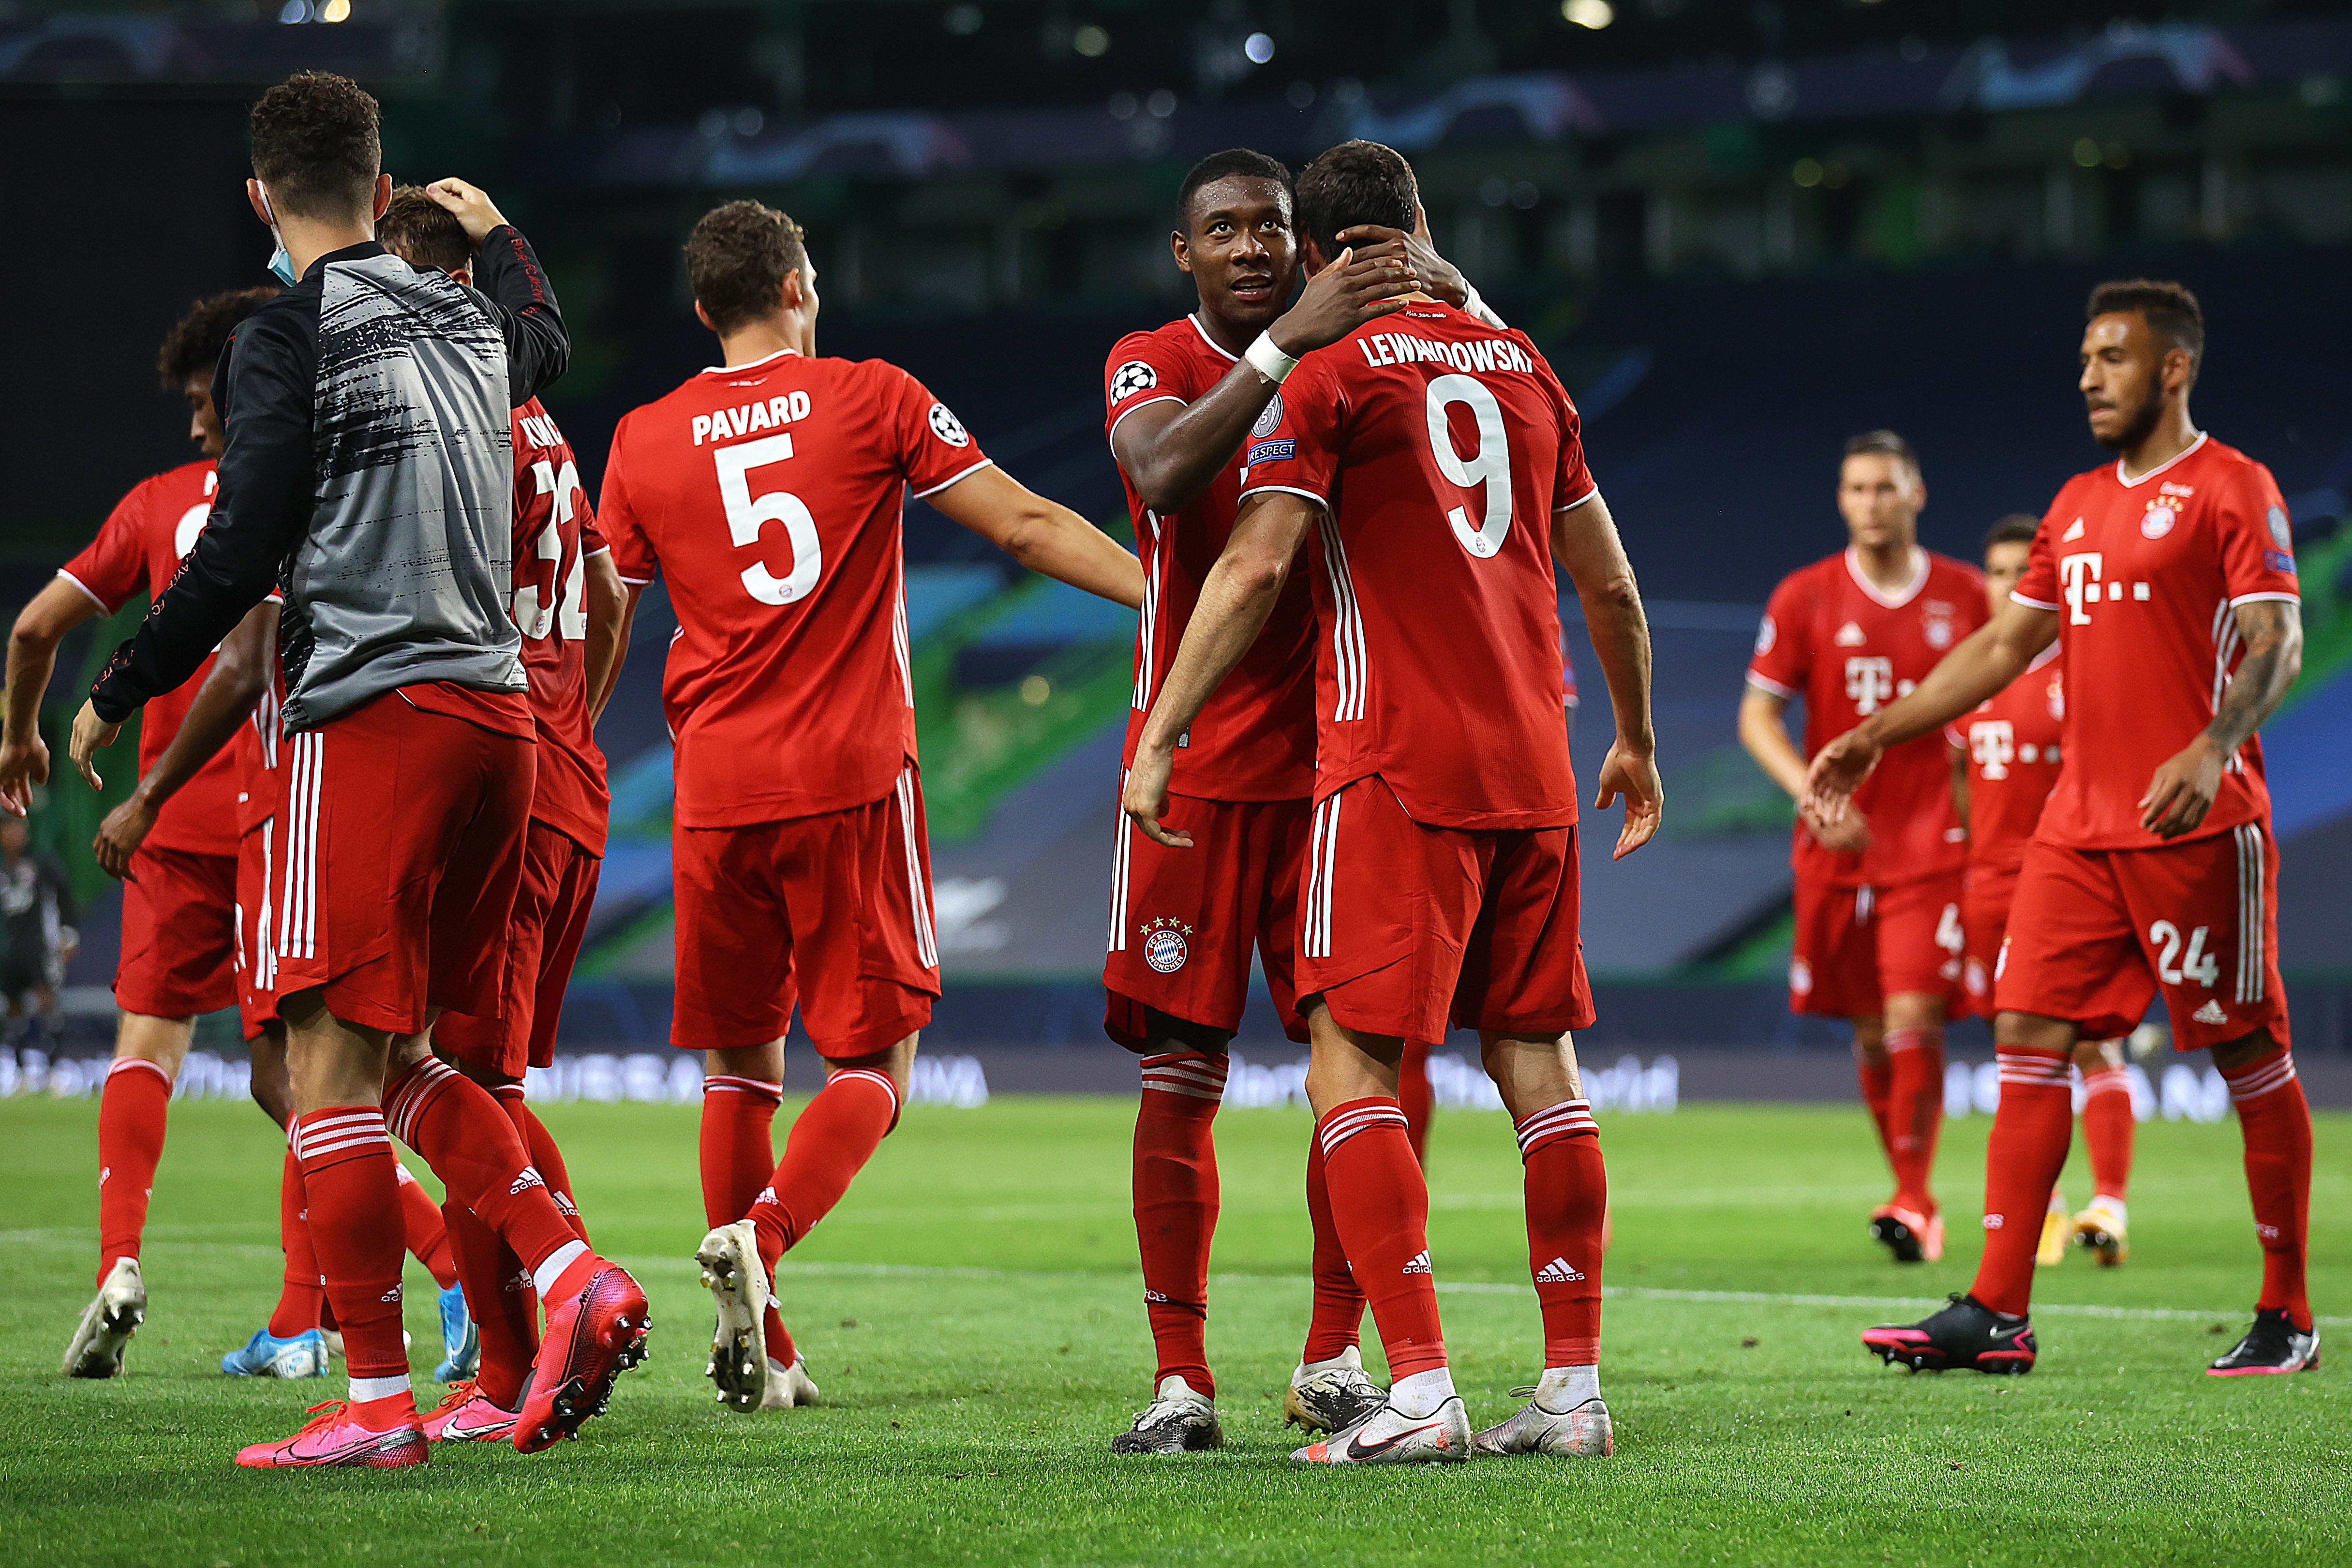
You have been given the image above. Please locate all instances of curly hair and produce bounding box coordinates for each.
[685,200,809,336]
[1295,140,1417,260]
[2087,277,2204,371]
[377,185,472,275]
[156,287,281,390]
[250,71,381,220]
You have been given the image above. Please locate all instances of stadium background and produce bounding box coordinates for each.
[4,0,2350,1085]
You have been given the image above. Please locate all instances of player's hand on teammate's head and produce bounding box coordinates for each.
[1271,241,1416,356]
[422,179,509,245]
[1121,746,1194,851]
[1593,742,1663,860]
[91,794,155,881]
[66,701,119,793]
[0,732,50,818]
[2138,734,2224,839]
[1338,225,1467,312]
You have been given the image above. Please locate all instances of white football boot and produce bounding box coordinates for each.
[1111,1374,1224,1453]
[696,1220,771,1413]
[62,1257,146,1378]
[1292,1394,1471,1465]
[1473,1389,1615,1457]
[760,1355,822,1410]
[1283,1344,1385,1434]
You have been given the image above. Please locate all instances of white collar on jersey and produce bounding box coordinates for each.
[1186,314,1239,362]
[701,344,804,376]
[1844,545,1930,610]
[2114,429,2208,488]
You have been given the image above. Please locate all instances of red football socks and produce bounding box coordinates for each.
[383,1057,580,1278]
[747,1068,899,1271]
[291,1106,408,1381]
[267,1144,324,1338]
[2080,1061,2135,1203]
[1301,1130,1367,1364]
[700,1073,792,1363]
[1516,1099,1605,1368]
[2221,1046,2313,1331]
[1883,1025,1945,1215]
[394,1164,459,1289]
[443,1194,536,1409]
[1856,1049,1894,1159]
[95,1057,172,1287]
[491,1083,588,1242]
[1132,1052,1225,1396]
[1316,1096,1446,1379]
[1968,1045,2073,1317]
[1397,1040,1433,1163]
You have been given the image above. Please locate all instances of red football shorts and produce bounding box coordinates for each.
[1995,824,2287,1052]
[1788,871,1965,1019]
[1103,786,1309,1052]
[1295,774,1593,1043]
[268,691,535,1036]
[233,820,278,1042]
[436,820,603,1079]
[1958,864,2021,1020]
[116,843,236,1019]
[671,764,940,1060]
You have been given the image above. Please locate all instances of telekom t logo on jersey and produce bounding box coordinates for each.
[1845,657,1894,715]
[2060,552,2103,624]
[1969,719,2015,779]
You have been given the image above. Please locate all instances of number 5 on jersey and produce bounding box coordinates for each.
[715,433,821,605]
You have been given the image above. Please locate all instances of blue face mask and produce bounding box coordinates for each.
[258,185,298,285]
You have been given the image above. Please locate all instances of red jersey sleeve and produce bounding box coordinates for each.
[2012,494,2067,612]
[1530,346,1597,510]
[60,480,153,614]
[1746,571,1811,699]
[1235,353,1342,508]
[581,509,607,556]
[1103,330,1197,445]
[882,365,992,499]
[2215,459,2301,606]
[598,416,658,585]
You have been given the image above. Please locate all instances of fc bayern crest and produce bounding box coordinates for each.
[927,402,971,447]
[2268,504,2292,549]
[2141,502,2176,539]
[1924,616,1953,650]
[1109,360,1158,403]
[1250,394,1284,439]
[1144,924,1189,974]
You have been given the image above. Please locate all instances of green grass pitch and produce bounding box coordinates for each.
[4,1091,2348,1566]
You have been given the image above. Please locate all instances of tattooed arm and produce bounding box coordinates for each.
[2139,599,2303,838]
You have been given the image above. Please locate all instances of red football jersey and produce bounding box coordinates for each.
[60,460,240,857]
[601,347,992,827]
[232,618,284,836]
[2013,433,2298,850]
[1749,548,1987,887]
[1945,647,2065,877]
[509,399,610,856]
[1106,318,1314,801]
[1237,302,1589,830]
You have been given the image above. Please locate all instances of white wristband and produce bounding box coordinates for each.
[1244,331,1299,385]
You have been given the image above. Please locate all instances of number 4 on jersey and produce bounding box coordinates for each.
[2148,919,2220,988]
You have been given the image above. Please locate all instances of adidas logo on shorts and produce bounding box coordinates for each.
[2194,1001,2230,1025]
[1535,1256,1585,1283]
[509,1166,546,1195]
[1402,1250,1433,1275]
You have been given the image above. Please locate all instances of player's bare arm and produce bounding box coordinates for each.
[92,601,277,880]
[1115,244,1414,515]
[1548,491,1663,859]
[1123,490,1315,849]
[0,578,101,816]
[1805,596,2058,822]
[581,550,631,726]
[2139,597,2301,839]
[926,465,1145,610]
[1738,687,1869,852]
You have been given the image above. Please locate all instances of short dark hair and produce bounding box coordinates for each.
[1842,429,1919,474]
[376,185,472,275]
[156,287,280,389]
[686,200,809,336]
[1983,513,2040,553]
[2087,277,2204,371]
[1176,148,1292,231]
[249,71,381,221]
[1295,140,1417,259]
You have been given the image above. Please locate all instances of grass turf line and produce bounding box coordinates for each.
[2,1093,2347,1567]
